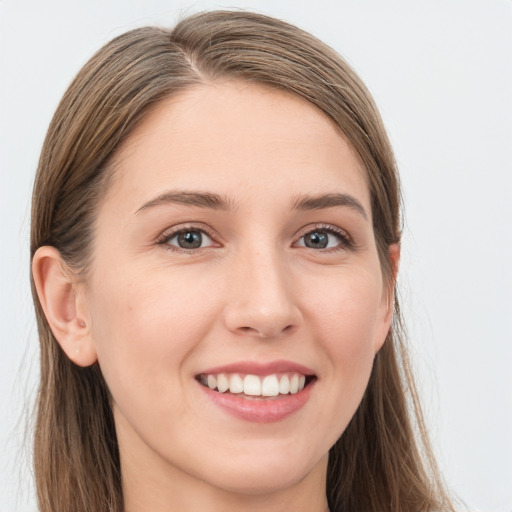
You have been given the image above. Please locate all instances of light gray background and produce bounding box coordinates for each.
[1,1,511,511]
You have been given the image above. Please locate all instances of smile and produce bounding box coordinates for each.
[198,372,312,397]
[195,360,317,422]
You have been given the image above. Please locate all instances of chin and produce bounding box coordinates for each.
[195,448,327,496]
[209,468,307,496]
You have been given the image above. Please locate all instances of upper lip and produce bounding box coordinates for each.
[197,359,316,377]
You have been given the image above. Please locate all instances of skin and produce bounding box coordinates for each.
[33,81,398,512]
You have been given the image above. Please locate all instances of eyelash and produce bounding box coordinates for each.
[155,223,353,253]
[155,223,219,253]
[295,224,353,253]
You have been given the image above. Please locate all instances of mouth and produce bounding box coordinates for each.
[196,372,317,399]
[195,360,317,422]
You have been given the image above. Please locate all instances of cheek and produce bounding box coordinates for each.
[86,262,221,414]
[305,267,383,403]
[310,267,383,347]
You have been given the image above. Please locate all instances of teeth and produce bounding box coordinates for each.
[229,374,244,394]
[261,375,279,396]
[217,373,229,393]
[200,372,309,397]
[289,374,299,394]
[279,374,290,395]
[207,374,217,390]
[243,375,261,396]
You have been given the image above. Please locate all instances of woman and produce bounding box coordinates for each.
[30,10,455,512]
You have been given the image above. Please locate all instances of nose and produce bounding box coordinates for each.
[223,248,302,339]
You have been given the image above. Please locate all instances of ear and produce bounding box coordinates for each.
[374,242,401,353]
[32,246,97,367]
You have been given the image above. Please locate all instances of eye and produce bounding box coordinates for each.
[295,226,351,251]
[159,228,215,250]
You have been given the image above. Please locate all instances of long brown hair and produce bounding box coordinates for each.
[31,10,455,512]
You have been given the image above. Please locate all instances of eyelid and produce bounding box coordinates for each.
[293,223,354,251]
[155,223,221,251]
[155,222,354,253]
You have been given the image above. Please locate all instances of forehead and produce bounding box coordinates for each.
[106,81,370,213]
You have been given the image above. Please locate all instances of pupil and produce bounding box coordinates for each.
[305,231,328,249]
[178,231,202,249]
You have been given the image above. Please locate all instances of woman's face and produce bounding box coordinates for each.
[82,82,394,501]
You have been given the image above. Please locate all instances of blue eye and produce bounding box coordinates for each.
[163,229,214,250]
[296,228,348,250]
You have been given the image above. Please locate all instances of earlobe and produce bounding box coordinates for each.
[375,242,401,353]
[32,246,97,367]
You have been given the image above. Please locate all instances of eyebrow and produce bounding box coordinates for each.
[135,191,233,214]
[291,193,368,220]
[135,190,368,220]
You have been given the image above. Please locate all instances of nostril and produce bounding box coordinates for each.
[238,324,296,338]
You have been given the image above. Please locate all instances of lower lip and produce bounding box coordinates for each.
[198,380,315,423]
